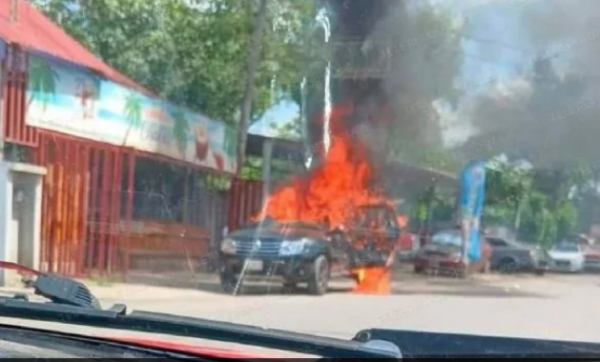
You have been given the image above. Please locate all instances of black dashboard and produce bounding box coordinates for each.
[0,325,193,359]
[355,328,600,359]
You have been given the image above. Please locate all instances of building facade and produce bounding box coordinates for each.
[0,0,262,285]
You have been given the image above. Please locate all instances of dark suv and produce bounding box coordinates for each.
[219,204,400,296]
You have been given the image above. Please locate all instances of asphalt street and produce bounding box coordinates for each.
[0,271,599,356]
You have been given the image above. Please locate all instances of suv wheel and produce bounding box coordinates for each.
[220,270,240,295]
[282,281,298,294]
[457,265,469,279]
[480,260,491,274]
[499,258,518,274]
[308,255,330,296]
[534,268,546,276]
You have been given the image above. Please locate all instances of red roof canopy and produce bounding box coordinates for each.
[0,0,155,97]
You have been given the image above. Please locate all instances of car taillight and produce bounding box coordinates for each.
[450,252,462,261]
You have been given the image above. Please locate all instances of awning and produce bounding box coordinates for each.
[245,134,305,163]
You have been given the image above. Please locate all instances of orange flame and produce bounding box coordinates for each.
[352,267,392,295]
[257,104,389,228]
[256,103,396,295]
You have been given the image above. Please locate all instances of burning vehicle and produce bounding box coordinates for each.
[219,203,401,296]
[220,104,402,295]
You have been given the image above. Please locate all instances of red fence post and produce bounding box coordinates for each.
[77,143,89,276]
[124,152,136,278]
[86,148,99,272]
[97,150,112,273]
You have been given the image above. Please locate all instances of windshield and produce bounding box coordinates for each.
[5,0,600,357]
[553,244,580,252]
[431,231,463,247]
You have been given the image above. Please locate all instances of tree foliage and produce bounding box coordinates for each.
[483,158,586,247]
[31,0,322,125]
[269,117,302,141]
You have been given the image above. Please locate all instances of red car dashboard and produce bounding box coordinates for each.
[0,325,240,359]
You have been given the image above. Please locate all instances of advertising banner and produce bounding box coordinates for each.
[459,160,487,263]
[26,56,238,174]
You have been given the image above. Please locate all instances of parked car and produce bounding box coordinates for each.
[219,204,400,296]
[548,243,585,273]
[486,236,548,275]
[396,232,419,261]
[582,245,600,272]
[413,228,493,277]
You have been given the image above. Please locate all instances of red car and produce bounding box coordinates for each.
[413,228,493,277]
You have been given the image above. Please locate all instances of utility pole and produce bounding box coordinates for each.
[236,0,268,176]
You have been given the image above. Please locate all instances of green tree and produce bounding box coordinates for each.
[31,0,323,127]
[484,159,533,230]
[483,159,582,247]
[269,117,302,141]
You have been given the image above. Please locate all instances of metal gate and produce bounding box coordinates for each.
[228,178,263,232]
[36,133,134,276]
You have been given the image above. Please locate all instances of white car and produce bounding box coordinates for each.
[548,243,585,273]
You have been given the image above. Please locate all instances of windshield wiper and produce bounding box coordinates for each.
[0,264,401,359]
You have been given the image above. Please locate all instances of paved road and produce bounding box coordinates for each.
[0,272,599,356]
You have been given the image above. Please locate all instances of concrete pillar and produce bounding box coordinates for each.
[32,176,42,271]
[0,162,14,285]
[262,138,274,202]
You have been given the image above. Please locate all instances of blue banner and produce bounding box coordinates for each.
[459,161,487,262]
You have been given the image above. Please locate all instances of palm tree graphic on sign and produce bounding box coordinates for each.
[28,57,58,111]
[172,109,190,156]
[122,91,143,145]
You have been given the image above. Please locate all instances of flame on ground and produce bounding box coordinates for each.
[352,267,392,295]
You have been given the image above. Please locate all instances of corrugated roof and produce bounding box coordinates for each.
[0,0,155,97]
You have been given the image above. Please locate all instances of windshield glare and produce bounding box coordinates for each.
[554,244,580,252]
[5,0,600,357]
[432,231,463,247]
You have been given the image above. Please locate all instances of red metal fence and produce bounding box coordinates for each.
[35,133,134,276]
[228,178,263,232]
[2,45,38,147]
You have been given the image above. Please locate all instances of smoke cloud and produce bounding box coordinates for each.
[349,0,464,168]
[452,0,600,168]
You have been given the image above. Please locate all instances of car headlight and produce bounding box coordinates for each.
[220,238,237,255]
[279,238,311,256]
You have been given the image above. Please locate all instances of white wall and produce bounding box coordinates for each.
[0,162,14,285]
[0,162,45,286]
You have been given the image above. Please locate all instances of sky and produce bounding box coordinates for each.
[250,0,541,142]
[437,0,538,146]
